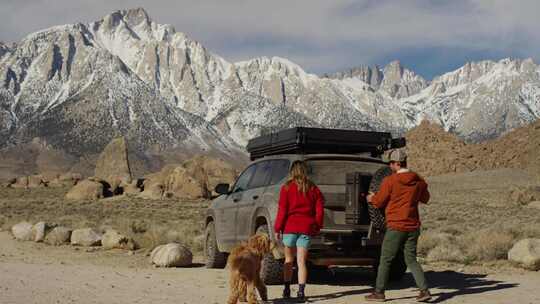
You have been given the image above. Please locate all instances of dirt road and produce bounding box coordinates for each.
[1,232,539,304]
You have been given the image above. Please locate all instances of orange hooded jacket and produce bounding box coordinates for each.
[370,170,430,232]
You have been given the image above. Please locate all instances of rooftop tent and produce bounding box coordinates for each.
[246,127,406,160]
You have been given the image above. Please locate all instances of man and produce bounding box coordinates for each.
[365,149,431,302]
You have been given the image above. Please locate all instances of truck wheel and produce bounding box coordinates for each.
[256,225,284,285]
[205,222,227,268]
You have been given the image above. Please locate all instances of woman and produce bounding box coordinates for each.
[274,160,325,301]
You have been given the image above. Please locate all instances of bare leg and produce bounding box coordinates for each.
[283,246,296,282]
[296,247,309,285]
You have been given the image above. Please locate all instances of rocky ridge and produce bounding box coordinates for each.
[1,8,539,160]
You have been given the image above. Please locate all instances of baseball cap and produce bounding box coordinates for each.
[388,148,407,162]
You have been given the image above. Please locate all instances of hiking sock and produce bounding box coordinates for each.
[298,284,305,294]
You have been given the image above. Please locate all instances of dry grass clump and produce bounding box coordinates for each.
[426,243,466,263]
[418,231,456,256]
[460,229,516,261]
[419,225,540,264]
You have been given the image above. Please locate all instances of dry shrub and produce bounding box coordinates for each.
[418,231,456,256]
[460,229,516,261]
[426,243,466,263]
[135,222,203,253]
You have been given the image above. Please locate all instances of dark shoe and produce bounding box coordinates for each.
[416,289,432,302]
[282,287,291,299]
[365,291,386,302]
[296,290,306,302]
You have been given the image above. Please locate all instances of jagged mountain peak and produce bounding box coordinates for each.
[1,8,539,161]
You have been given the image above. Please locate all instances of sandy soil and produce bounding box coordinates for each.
[1,231,539,304]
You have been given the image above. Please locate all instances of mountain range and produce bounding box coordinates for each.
[1,8,539,161]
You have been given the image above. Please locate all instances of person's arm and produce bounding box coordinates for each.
[419,181,430,204]
[274,185,289,235]
[314,186,325,231]
[370,177,392,208]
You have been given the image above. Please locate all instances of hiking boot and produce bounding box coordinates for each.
[416,289,432,302]
[365,291,386,302]
[296,290,306,302]
[282,287,291,299]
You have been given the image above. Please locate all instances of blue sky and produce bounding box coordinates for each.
[1,0,539,79]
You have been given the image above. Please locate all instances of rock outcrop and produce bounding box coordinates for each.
[407,119,540,177]
[140,156,237,199]
[150,243,193,267]
[94,137,132,193]
[65,179,104,200]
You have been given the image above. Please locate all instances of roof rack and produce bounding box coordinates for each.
[246,127,406,160]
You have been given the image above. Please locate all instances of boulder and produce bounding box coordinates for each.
[3,177,16,188]
[45,227,72,245]
[71,228,102,246]
[10,176,29,189]
[11,222,33,241]
[508,239,540,270]
[101,229,136,250]
[94,137,132,193]
[31,221,50,242]
[150,243,193,267]
[183,156,238,196]
[28,175,46,188]
[123,180,142,196]
[165,166,206,199]
[141,156,238,200]
[138,182,164,200]
[49,173,81,187]
[65,179,104,200]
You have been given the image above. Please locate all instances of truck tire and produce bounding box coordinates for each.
[205,221,227,268]
[256,225,284,285]
[368,166,392,229]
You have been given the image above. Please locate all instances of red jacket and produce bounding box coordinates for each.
[274,181,325,236]
[371,170,430,232]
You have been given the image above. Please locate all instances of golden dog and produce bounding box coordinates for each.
[227,234,275,304]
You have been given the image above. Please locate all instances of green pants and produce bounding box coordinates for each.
[375,228,428,292]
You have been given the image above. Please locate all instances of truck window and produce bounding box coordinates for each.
[248,161,273,189]
[232,164,257,193]
[307,160,384,186]
[269,160,290,185]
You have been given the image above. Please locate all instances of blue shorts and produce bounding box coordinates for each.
[282,234,311,248]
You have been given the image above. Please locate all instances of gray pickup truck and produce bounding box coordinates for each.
[204,153,407,284]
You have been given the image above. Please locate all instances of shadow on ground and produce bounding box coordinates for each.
[271,268,519,303]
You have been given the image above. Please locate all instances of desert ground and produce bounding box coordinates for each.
[1,168,539,303]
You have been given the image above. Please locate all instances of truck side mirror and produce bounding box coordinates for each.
[215,183,230,195]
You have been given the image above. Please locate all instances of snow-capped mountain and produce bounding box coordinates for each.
[1,8,539,158]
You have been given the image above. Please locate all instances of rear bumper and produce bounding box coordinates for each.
[272,225,384,266]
